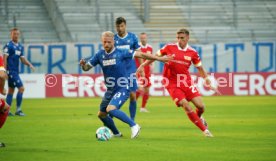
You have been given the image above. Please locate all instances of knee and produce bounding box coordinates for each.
[97,111,107,118]
[8,88,14,94]
[19,87,25,93]
[179,100,193,113]
[196,103,205,110]
[106,105,116,113]
[130,92,136,101]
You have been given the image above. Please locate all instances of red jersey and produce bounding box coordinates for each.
[157,43,201,87]
[135,44,153,77]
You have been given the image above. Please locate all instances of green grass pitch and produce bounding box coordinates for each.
[1,96,276,161]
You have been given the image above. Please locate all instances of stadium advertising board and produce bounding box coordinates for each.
[8,72,275,98]
[44,72,276,98]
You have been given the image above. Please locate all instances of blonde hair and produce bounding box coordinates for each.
[101,31,114,38]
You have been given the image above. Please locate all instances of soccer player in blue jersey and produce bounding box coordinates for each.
[114,17,141,120]
[79,31,171,138]
[3,28,35,116]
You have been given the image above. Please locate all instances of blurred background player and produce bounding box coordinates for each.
[3,28,35,116]
[135,32,153,113]
[79,31,171,138]
[114,17,141,120]
[137,29,219,137]
[0,53,10,148]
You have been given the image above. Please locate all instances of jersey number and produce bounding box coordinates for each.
[189,85,197,93]
[114,92,121,99]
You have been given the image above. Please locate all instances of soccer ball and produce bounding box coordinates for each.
[96,126,113,141]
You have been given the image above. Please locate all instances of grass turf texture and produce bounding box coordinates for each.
[1,96,276,161]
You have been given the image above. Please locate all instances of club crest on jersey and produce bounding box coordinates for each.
[184,56,191,61]
[103,59,116,66]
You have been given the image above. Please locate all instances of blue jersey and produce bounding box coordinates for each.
[88,47,135,90]
[114,32,140,75]
[3,41,24,73]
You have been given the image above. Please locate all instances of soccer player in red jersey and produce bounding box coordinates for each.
[135,33,153,113]
[0,54,10,147]
[137,29,218,137]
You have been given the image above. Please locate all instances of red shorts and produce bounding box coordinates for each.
[166,85,201,107]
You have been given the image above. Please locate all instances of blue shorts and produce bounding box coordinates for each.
[128,73,138,92]
[99,87,130,113]
[129,78,138,92]
[8,72,23,88]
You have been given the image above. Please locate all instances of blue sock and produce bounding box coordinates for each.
[16,92,23,112]
[109,109,135,127]
[129,101,137,121]
[99,115,120,135]
[6,94,13,106]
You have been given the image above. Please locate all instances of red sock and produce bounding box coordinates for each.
[196,108,204,117]
[0,104,9,128]
[186,111,206,131]
[142,94,149,108]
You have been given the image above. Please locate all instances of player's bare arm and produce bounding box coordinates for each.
[20,57,35,72]
[136,59,151,76]
[197,66,209,84]
[3,54,7,70]
[197,66,221,95]
[136,50,167,76]
[134,51,172,63]
[79,59,92,71]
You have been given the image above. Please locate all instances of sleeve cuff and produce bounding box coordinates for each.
[157,50,162,56]
[87,62,93,67]
[132,51,137,59]
[194,61,202,67]
[0,67,6,71]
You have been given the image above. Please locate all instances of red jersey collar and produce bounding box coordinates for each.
[177,43,189,51]
[139,42,149,48]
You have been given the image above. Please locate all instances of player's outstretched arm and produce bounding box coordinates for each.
[136,59,154,77]
[20,57,35,72]
[197,66,221,95]
[79,59,93,71]
[134,51,173,63]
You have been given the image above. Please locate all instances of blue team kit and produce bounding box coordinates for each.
[3,41,24,88]
[114,32,140,92]
[88,47,135,110]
